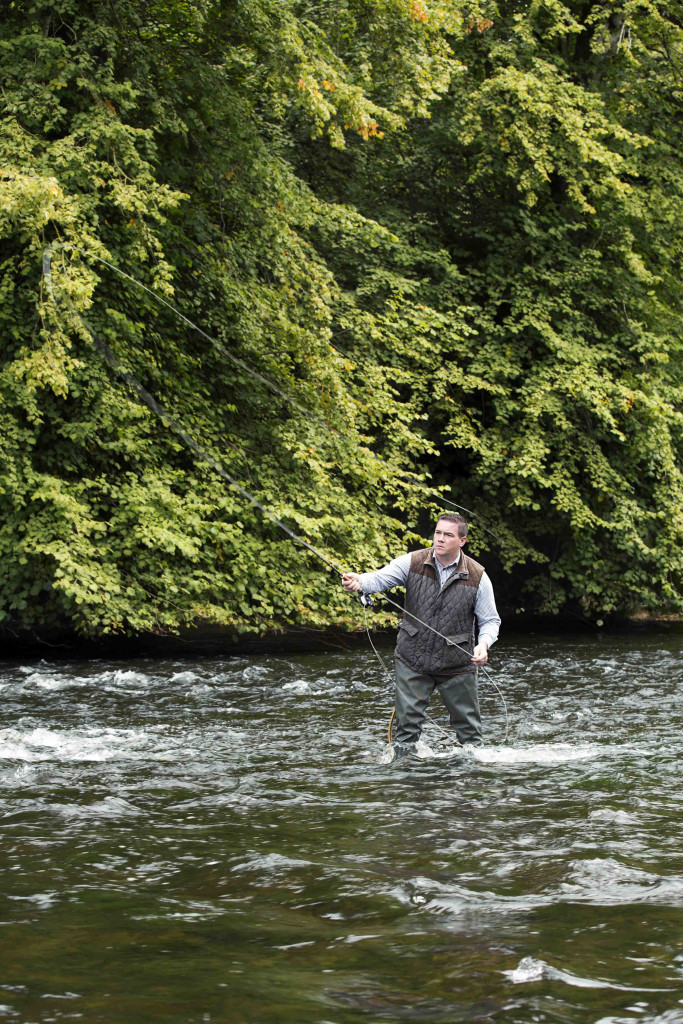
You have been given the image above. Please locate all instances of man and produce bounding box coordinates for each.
[342,513,500,754]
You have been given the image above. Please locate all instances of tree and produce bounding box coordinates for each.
[1,0,680,638]
[0,0,452,636]
[292,0,683,617]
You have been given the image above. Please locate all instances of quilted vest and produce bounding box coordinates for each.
[394,547,485,676]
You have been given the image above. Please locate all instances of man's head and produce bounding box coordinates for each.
[433,512,468,564]
[437,512,468,538]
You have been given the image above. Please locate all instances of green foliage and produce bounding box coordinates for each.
[295,0,683,618]
[0,0,681,638]
[0,0,444,637]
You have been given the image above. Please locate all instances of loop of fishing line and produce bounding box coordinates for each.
[363,595,509,745]
[42,244,345,576]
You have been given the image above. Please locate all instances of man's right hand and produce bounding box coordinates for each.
[341,572,363,593]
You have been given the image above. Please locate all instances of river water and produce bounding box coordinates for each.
[0,628,681,1024]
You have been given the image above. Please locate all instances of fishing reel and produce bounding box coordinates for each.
[358,593,374,608]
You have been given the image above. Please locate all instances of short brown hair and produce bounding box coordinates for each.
[436,512,468,539]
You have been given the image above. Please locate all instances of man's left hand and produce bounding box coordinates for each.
[472,642,488,666]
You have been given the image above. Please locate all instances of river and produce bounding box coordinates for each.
[1,627,681,1023]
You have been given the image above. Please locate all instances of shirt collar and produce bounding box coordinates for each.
[431,548,461,570]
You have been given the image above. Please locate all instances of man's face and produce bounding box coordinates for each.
[433,520,466,564]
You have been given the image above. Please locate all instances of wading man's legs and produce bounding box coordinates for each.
[393,660,483,751]
[437,670,482,745]
[393,658,435,750]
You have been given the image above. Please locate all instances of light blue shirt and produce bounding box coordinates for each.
[358,549,501,649]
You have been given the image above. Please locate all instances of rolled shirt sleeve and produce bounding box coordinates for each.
[358,553,412,595]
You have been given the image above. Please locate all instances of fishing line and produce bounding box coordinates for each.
[63,244,500,542]
[435,496,501,541]
[67,246,317,417]
[327,344,500,540]
[42,243,508,743]
[361,599,394,685]
[42,245,344,578]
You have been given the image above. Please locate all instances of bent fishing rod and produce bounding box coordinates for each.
[42,243,508,743]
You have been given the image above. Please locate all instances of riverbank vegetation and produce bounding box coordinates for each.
[1,0,681,638]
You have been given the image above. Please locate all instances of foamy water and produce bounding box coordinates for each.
[0,629,681,1023]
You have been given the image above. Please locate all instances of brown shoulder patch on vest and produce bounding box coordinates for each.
[459,551,485,589]
[408,548,435,578]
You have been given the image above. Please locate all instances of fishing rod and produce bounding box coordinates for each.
[42,243,508,747]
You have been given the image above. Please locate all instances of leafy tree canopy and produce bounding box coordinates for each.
[1,0,681,638]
